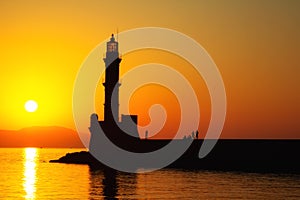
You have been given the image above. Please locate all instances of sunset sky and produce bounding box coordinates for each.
[0,0,299,141]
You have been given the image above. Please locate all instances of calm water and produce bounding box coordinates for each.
[0,148,299,199]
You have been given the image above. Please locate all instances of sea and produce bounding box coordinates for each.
[0,148,299,199]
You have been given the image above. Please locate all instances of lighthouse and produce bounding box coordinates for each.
[103,34,121,123]
[89,34,139,152]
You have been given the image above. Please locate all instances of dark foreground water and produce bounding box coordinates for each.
[0,148,299,199]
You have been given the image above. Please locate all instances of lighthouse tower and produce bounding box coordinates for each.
[89,33,139,147]
[103,34,121,123]
[89,34,140,152]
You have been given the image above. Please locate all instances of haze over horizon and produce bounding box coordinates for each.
[0,126,84,148]
[0,0,299,142]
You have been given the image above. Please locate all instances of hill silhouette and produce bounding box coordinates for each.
[0,126,84,148]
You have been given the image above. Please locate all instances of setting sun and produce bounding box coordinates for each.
[25,100,38,113]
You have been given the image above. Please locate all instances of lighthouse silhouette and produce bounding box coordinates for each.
[89,34,139,151]
[103,34,121,123]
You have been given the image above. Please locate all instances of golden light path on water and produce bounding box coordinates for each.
[0,148,293,199]
[23,148,38,199]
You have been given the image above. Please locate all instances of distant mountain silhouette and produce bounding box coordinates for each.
[0,126,84,148]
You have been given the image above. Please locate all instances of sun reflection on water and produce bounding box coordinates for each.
[23,148,38,200]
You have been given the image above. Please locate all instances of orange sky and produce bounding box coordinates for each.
[0,0,299,139]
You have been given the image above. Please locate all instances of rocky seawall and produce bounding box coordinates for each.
[50,139,300,173]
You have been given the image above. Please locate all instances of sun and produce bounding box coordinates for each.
[25,100,38,112]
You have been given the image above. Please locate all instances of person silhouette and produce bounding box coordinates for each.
[145,130,148,140]
[195,130,199,139]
